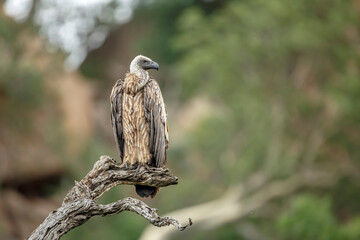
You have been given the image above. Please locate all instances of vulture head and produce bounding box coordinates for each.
[129,55,159,90]
[130,55,159,74]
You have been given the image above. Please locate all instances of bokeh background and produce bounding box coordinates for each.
[1,0,360,239]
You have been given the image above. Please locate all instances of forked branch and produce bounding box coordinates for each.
[27,155,191,240]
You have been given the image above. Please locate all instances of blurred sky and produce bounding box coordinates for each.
[4,0,138,70]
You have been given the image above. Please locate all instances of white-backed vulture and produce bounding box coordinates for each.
[110,55,169,198]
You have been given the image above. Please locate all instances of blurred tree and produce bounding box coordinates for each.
[0,13,44,131]
[277,194,360,240]
[137,0,360,239]
[159,0,360,188]
[135,0,229,63]
[277,195,338,240]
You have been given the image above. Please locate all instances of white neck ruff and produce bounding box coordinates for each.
[130,62,149,90]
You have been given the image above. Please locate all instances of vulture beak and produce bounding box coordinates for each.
[149,61,159,71]
[142,60,159,71]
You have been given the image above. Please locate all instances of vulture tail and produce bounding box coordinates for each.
[135,185,159,198]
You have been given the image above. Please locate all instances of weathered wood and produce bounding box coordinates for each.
[63,155,178,203]
[27,155,191,240]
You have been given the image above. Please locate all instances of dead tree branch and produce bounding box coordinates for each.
[27,155,191,240]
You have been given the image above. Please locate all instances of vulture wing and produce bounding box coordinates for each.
[144,79,169,168]
[110,79,125,162]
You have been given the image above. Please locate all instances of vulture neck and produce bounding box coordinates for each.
[129,67,149,92]
[124,72,148,95]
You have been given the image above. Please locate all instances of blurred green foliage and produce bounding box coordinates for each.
[339,218,360,240]
[161,0,360,180]
[0,14,45,132]
[277,195,338,240]
[277,194,360,240]
[62,211,147,240]
[135,0,360,239]
[179,223,241,240]
[135,0,228,64]
[0,65,44,108]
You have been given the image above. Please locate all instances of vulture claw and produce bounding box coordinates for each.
[134,165,142,178]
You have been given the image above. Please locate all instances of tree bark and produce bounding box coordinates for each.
[27,155,192,240]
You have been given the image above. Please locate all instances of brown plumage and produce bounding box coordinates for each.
[110,55,168,198]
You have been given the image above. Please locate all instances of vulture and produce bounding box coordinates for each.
[110,55,169,198]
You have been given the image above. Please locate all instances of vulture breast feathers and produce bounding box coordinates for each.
[110,77,169,167]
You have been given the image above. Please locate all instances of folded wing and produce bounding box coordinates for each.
[110,79,125,162]
[144,79,169,168]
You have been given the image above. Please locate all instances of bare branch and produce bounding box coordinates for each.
[63,155,178,203]
[27,155,190,240]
